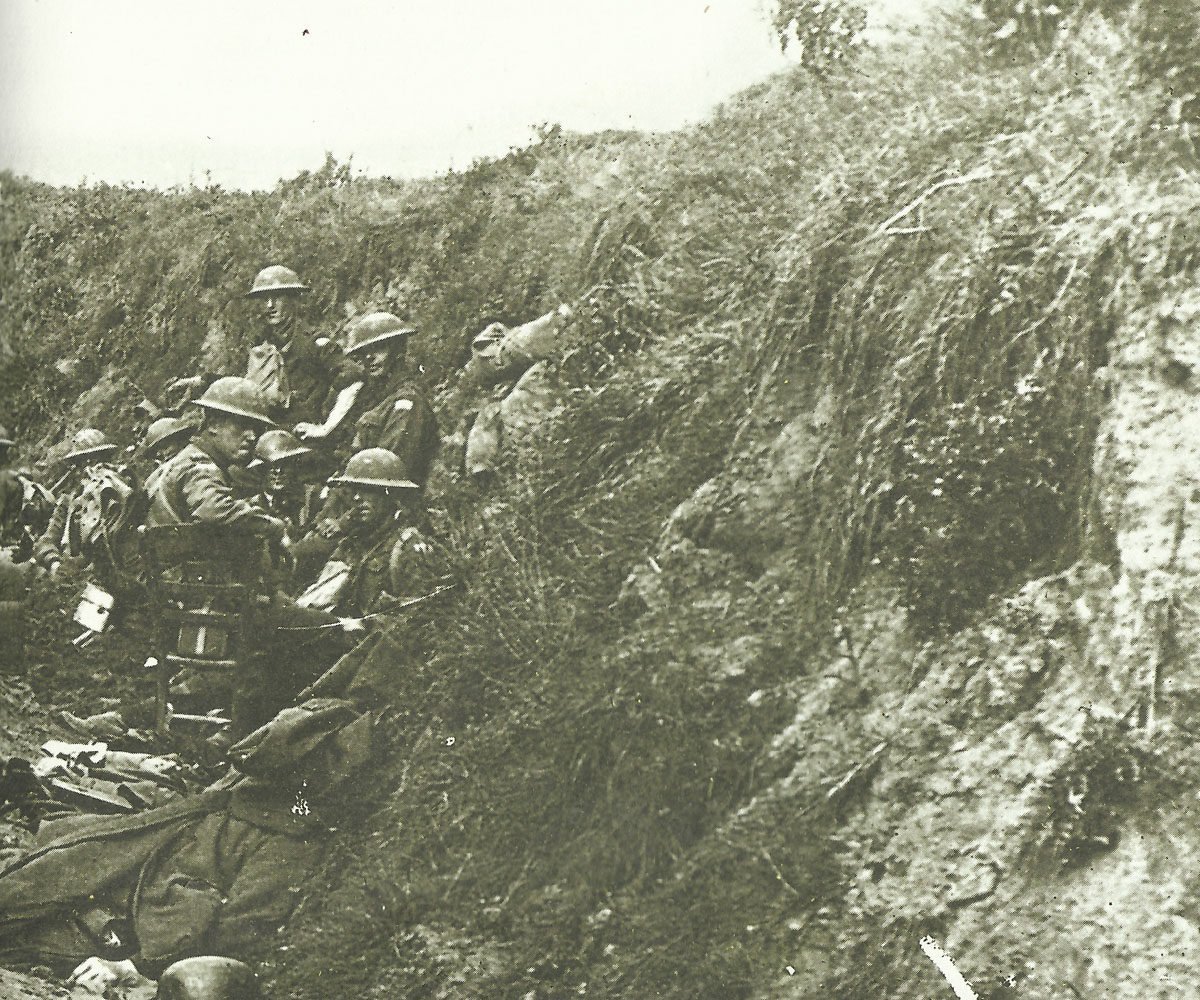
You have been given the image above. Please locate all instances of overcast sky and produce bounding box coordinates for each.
[0,0,934,191]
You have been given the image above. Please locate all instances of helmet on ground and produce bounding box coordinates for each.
[344,312,415,355]
[247,265,308,298]
[156,956,261,1000]
[471,321,508,350]
[64,428,118,463]
[194,377,276,427]
[329,448,419,490]
[144,416,194,454]
[248,429,312,468]
[0,425,13,447]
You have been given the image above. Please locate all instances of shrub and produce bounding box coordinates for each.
[883,369,1087,632]
[771,0,867,76]
[1031,713,1153,869]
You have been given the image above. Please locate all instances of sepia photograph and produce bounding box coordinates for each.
[0,0,1197,997]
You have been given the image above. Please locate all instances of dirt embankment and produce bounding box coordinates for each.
[5,9,1200,999]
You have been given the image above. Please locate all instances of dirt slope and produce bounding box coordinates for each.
[4,10,1200,1000]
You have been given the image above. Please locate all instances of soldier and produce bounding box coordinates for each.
[245,428,316,533]
[142,416,194,465]
[294,448,441,622]
[165,265,364,449]
[145,378,284,538]
[31,429,135,582]
[0,426,21,551]
[342,312,438,487]
[135,417,195,506]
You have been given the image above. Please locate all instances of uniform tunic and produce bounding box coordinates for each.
[145,442,275,531]
[295,517,441,619]
[245,323,362,427]
[31,465,135,576]
[350,379,438,486]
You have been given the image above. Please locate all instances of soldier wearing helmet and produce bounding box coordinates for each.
[241,265,366,449]
[31,428,135,580]
[137,416,195,494]
[0,424,20,552]
[165,265,364,449]
[340,312,438,487]
[292,448,441,623]
[246,428,317,531]
[145,377,285,541]
[142,416,194,462]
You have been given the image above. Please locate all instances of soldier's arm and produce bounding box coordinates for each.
[178,461,284,539]
[295,381,363,440]
[386,527,439,600]
[296,346,366,440]
[31,495,69,568]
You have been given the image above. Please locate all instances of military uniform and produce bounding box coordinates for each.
[349,379,437,486]
[294,517,439,619]
[32,465,135,581]
[246,323,363,427]
[146,442,277,531]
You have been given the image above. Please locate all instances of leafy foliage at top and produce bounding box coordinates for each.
[772,0,867,75]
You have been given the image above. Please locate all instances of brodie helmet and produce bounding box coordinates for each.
[247,265,308,298]
[344,312,415,355]
[329,448,418,490]
[194,377,276,427]
[143,416,194,455]
[63,428,119,463]
[156,956,261,1000]
[247,429,312,469]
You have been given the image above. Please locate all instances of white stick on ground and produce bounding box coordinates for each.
[919,935,979,1000]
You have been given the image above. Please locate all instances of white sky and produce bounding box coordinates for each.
[0,0,936,191]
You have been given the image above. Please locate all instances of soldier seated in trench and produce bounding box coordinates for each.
[292,447,442,624]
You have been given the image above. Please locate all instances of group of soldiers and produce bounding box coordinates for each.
[0,264,444,736]
[0,266,588,1000]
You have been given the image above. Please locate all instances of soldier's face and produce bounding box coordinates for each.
[350,489,391,527]
[362,345,393,381]
[267,466,295,493]
[261,291,300,329]
[208,415,258,466]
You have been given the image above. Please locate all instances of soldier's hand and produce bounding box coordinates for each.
[68,956,144,994]
[166,374,203,392]
[315,516,343,540]
[294,422,328,441]
[262,515,287,541]
[339,616,366,633]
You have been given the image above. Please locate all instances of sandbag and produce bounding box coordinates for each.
[468,304,572,385]
[465,401,503,477]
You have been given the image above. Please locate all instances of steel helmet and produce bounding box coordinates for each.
[0,425,13,447]
[329,448,419,490]
[194,377,276,426]
[248,428,312,468]
[344,312,415,355]
[247,264,308,297]
[64,428,118,463]
[472,321,508,349]
[144,416,194,454]
[156,956,261,1000]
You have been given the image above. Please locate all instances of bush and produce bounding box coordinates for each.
[884,370,1087,632]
